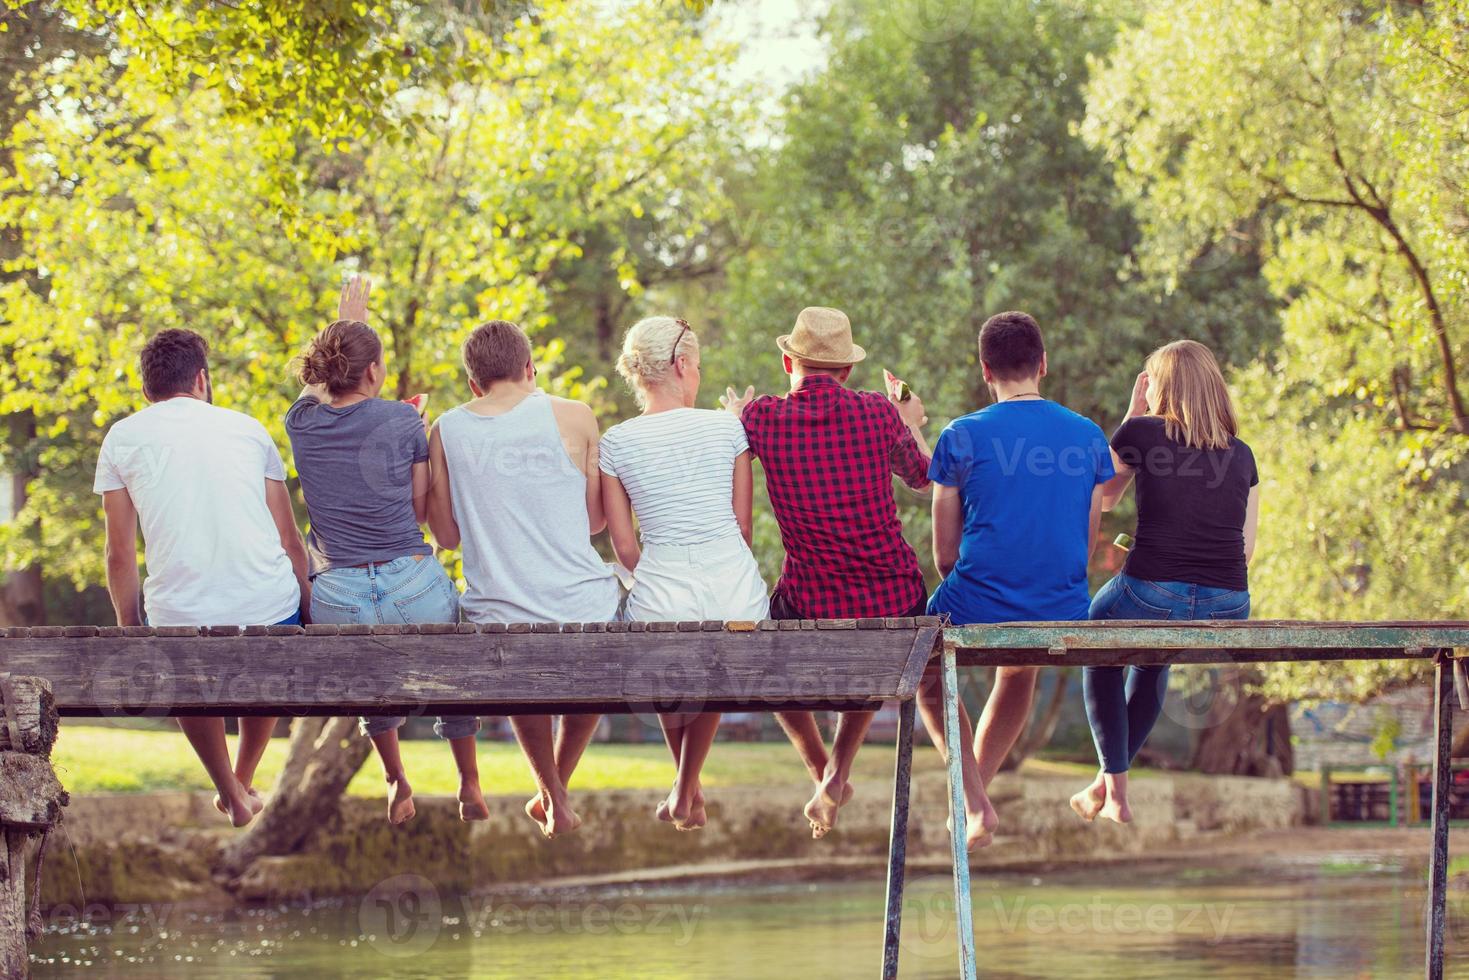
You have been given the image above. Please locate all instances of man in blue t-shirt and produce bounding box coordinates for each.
[920,311,1112,849]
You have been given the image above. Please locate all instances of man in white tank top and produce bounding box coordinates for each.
[427,320,621,838]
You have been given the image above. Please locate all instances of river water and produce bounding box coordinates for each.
[29,853,1469,977]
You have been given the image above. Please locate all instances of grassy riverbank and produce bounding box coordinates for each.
[53,722,1114,796]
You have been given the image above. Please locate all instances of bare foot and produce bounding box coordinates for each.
[386,776,415,826]
[804,773,855,839]
[1069,779,1105,823]
[458,778,491,822]
[526,792,548,826]
[542,799,582,839]
[1099,795,1133,825]
[214,785,262,827]
[664,787,707,831]
[946,806,998,852]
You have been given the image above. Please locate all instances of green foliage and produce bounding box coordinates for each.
[0,0,745,590]
[1086,0,1469,699]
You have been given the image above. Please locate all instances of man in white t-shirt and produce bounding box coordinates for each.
[95,328,310,827]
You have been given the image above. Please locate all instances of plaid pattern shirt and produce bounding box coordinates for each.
[741,374,930,619]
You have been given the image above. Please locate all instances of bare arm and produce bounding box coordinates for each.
[1087,484,1104,561]
[733,451,754,546]
[601,474,641,571]
[1244,483,1261,564]
[1099,448,1135,512]
[569,402,607,535]
[931,482,963,578]
[102,489,144,627]
[411,459,430,525]
[426,423,460,550]
[1103,370,1150,511]
[265,478,312,622]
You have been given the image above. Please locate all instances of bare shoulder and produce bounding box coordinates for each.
[548,396,598,430]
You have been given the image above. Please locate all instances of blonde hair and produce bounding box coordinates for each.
[615,316,699,407]
[1145,339,1238,451]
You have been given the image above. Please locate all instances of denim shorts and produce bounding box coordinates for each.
[310,555,479,741]
[1090,571,1250,622]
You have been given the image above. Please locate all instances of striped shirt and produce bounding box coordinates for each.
[599,408,749,546]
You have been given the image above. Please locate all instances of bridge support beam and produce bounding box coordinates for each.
[0,675,67,980]
[1427,650,1455,980]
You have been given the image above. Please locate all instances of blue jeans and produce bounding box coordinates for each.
[310,555,479,741]
[1083,572,1250,774]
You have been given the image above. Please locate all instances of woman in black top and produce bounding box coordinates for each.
[1071,340,1260,825]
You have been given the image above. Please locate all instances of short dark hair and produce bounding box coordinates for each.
[978,311,1045,381]
[462,320,532,389]
[140,329,209,400]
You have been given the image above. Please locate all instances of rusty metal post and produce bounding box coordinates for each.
[1426,650,1453,980]
[881,697,916,979]
[941,646,977,980]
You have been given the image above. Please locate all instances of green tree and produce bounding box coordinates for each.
[1085,0,1469,705]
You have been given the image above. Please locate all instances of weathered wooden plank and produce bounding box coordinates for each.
[953,647,1448,668]
[757,620,779,631]
[64,626,99,638]
[2,630,929,717]
[947,622,1469,653]
[817,619,857,630]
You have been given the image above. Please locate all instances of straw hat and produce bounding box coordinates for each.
[776,307,867,367]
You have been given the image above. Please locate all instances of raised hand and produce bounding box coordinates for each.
[338,274,372,323]
[1127,370,1150,419]
[721,384,756,416]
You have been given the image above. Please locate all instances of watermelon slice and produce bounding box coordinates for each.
[883,369,912,402]
[403,393,429,416]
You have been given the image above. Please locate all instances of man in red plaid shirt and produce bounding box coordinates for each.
[723,306,931,838]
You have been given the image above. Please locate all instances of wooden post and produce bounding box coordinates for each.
[940,646,977,980]
[880,696,916,979]
[0,675,67,979]
[1426,651,1453,980]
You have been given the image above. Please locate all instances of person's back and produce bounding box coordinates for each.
[286,394,432,574]
[1113,415,1255,591]
[438,390,621,623]
[97,395,298,626]
[743,374,929,620]
[927,400,1111,624]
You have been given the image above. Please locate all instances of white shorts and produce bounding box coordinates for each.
[627,535,769,622]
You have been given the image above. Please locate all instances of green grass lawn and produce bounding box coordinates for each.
[51,723,1112,798]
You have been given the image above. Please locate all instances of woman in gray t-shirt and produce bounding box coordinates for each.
[285,277,488,827]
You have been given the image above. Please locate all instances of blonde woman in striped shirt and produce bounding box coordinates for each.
[601,316,769,830]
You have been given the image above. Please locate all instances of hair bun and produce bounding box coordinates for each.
[297,321,381,395]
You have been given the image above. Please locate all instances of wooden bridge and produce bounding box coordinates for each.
[2,618,1467,978]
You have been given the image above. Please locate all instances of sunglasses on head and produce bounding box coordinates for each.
[670,319,691,366]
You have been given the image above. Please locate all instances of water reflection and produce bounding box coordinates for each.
[30,857,1469,977]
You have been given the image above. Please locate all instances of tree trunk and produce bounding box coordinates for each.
[2,413,44,628]
[217,717,372,880]
[1191,670,1294,776]
[999,669,1069,772]
[1,831,26,979]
